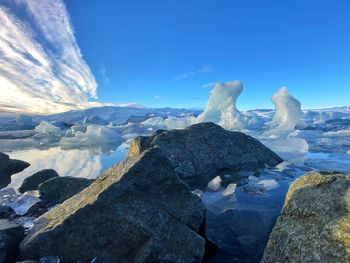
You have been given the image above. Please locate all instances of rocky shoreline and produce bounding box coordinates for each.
[0,123,349,262]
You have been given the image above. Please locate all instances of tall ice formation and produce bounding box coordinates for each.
[268,87,302,131]
[198,80,243,130]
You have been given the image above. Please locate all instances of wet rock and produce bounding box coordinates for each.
[0,206,14,219]
[0,219,25,263]
[20,148,206,262]
[0,153,29,189]
[38,177,94,207]
[18,170,59,193]
[128,122,283,180]
[262,172,350,262]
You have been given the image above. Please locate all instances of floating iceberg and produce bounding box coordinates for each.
[267,87,302,132]
[257,179,279,190]
[198,80,244,130]
[35,121,61,137]
[142,80,244,131]
[60,125,122,149]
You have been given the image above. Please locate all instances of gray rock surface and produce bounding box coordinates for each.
[18,170,59,193]
[20,148,206,262]
[0,219,25,263]
[262,171,350,262]
[128,122,283,180]
[38,177,94,207]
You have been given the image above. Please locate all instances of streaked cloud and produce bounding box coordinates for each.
[174,64,214,81]
[154,95,162,99]
[100,67,110,84]
[201,82,216,88]
[0,0,98,114]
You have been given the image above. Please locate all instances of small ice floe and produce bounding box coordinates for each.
[257,179,279,190]
[13,216,35,231]
[248,175,259,182]
[10,194,41,215]
[208,176,222,191]
[191,189,203,197]
[222,183,237,197]
[0,188,19,206]
[39,256,60,263]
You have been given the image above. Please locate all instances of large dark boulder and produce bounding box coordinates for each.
[18,169,59,193]
[0,153,30,189]
[0,219,25,263]
[20,148,206,262]
[128,122,283,180]
[262,172,350,262]
[38,177,94,207]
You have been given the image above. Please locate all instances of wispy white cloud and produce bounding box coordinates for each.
[174,64,214,81]
[201,82,216,88]
[154,95,162,99]
[100,67,110,84]
[0,0,100,114]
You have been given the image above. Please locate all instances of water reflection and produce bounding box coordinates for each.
[6,145,128,190]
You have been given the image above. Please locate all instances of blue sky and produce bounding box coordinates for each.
[64,0,350,110]
[0,0,349,113]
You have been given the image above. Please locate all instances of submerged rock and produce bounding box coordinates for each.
[128,122,283,180]
[18,170,59,193]
[0,219,25,263]
[38,177,94,207]
[20,148,206,262]
[262,171,350,262]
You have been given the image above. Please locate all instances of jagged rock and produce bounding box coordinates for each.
[0,219,25,263]
[128,122,283,179]
[0,153,30,189]
[18,170,59,193]
[262,171,350,262]
[38,177,94,207]
[20,148,206,262]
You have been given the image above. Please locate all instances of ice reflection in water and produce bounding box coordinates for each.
[6,145,128,190]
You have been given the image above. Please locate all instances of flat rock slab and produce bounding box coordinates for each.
[128,122,283,180]
[262,171,350,262]
[20,148,206,262]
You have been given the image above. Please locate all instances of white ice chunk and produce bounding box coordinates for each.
[262,136,309,160]
[35,121,61,136]
[267,87,302,132]
[222,183,237,196]
[10,194,41,215]
[323,129,350,137]
[208,176,222,191]
[198,80,244,130]
[191,189,203,197]
[60,125,122,148]
[257,179,279,190]
[141,80,244,131]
